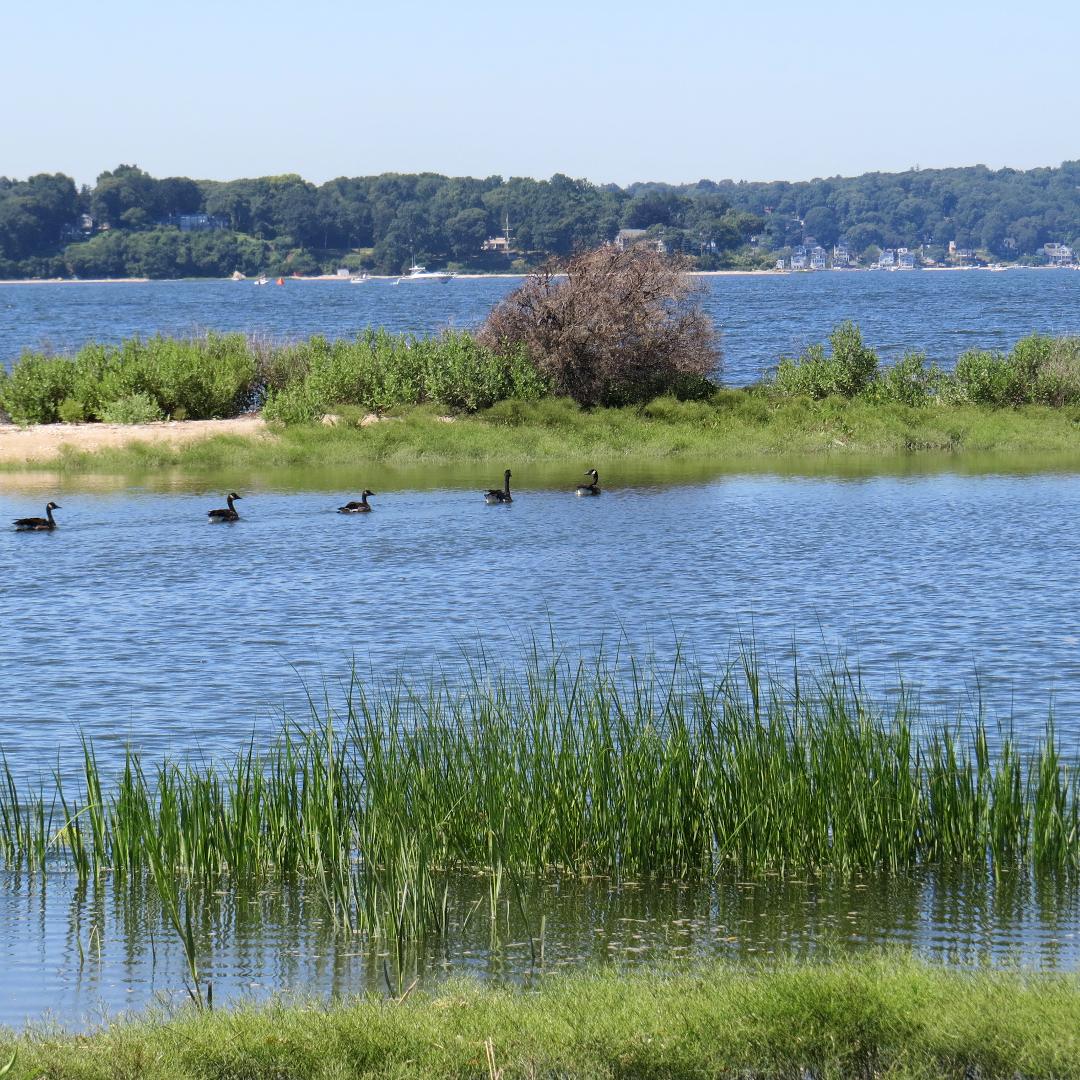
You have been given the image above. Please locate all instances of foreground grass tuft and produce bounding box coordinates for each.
[8,957,1080,1079]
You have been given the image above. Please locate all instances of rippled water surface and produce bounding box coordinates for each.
[5,274,1080,1026]
[5,269,1080,384]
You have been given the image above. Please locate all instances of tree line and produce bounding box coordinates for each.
[4,160,1080,279]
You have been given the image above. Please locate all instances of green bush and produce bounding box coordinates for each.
[56,395,86,423]
[99,392,164,424]
[773,320,879,398]
[262,383,323,425]
[864,350,952,406]
[0,333,257,423]
[953,335,1080,407]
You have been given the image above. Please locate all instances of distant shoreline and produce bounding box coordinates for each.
[2,265,1078,286]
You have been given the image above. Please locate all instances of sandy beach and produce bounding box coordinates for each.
[0,416,270,463]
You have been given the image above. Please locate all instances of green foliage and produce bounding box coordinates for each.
[773,320,879,398]
[265,330,549,420]
[0,333,257,423]
[99,392,164,424]
[954,335,1080,407]
[56,396,86,423]
[863,350,952,406]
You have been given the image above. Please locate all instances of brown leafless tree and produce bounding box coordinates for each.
[478,246,721,407]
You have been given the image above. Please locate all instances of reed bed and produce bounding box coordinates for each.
[1,646,1077,940]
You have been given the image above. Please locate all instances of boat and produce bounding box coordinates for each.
[350,272,370,284]
[394,265,455,284]
[255,274,268,285]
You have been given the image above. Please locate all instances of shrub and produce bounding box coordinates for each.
[0,350,77,423]
[56,396,86,424]
[261,383,323,425]
[953,334,1080,407]
[865,350,952,406]
[478,246,721,406]
[99,392,164,424]
[773,320,879,399]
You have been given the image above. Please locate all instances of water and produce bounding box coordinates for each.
[5,268,1080,385]
[5,273,1080,1027]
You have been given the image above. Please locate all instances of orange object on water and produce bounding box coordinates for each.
[276,277,284,285]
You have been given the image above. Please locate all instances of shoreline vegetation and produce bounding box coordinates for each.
[5,321,1080,471]
[6,957,1080,1079]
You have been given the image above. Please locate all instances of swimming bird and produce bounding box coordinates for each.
[484,470,513,504]
[14,502,61,531]
[576,469,601,496]
[338,490,375,513]
[207,493,242,522]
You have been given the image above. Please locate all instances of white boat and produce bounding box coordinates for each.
[394,265,455,284]
[350,272,370,284]
[254,274,268,286]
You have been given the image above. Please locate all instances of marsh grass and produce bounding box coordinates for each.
[7,956,1080,1079]
[2,644,1079,945]
[11,394,1080,475]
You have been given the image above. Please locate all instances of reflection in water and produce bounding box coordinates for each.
[1,866,1077,1028]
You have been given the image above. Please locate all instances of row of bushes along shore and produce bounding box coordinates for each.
[5,958,1080,1079]
[5,324,1080,426]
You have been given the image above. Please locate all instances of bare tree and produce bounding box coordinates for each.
[478,246,721,406]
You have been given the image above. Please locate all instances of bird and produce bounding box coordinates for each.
[576,469,601,496]
[484,469,513,504]
[338,490,375,513]
[207,493,242,522]
[14,502,61,531]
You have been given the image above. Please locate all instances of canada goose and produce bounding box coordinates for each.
[484,469,512,504]
[576,469,601,496]
[338,490,375,513]
[207,492,242,522]
[14,502,61,531]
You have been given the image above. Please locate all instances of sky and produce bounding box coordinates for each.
[3,0,1078,188]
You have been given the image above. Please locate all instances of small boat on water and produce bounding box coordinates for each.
[255,274,268,285]
[394,265,455,285]
[350,272,370,284]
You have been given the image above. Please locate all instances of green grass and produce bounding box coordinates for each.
[4,644,1079,944]
[11,395,1080,474]
[8,956,1080,1078]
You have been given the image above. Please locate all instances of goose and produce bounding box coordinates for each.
[14,502,61,531]
[576,469,601,496]
[207,492,242,522]
[484,469,512,504]
[338,490,375,513]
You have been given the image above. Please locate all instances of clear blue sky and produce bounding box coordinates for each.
[3,0,1077,187]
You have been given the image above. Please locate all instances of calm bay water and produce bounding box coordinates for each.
[4,268,1080,384]
[4,274,1080,1026]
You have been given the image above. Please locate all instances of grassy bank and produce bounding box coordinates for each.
[8,957,1080,1079]
[10,395,1080,473]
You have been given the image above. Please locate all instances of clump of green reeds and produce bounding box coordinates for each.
[1,643,1077,941]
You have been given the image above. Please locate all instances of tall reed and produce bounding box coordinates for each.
[1,644,1076,940]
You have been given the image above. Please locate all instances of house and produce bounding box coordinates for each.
[832,240,850,267]
[810,246,827,270]
[898,251,916,269]
[1043,242,1075,264]
[159,213,229,232]
[878,249,896,268]
[613,228,666,254]
[775,258,786,270]
[482,235,512,253]
[1003,237,1017,252]
[791,246,807,269]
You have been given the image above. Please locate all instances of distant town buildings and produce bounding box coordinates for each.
[898,249,915,269]
[877,248,896,268]
[791,246,807,269]
[809,246,827,269]
[832,240,851,267]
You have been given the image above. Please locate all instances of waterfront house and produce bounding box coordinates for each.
[614,229,667,253]
[898,250,916,269]
[877,248,896,268]
[1043,242,1075,265]
[833,240,850,267]
[776,258,786,270]
[810,246,827,269]
[791,246,808,269]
